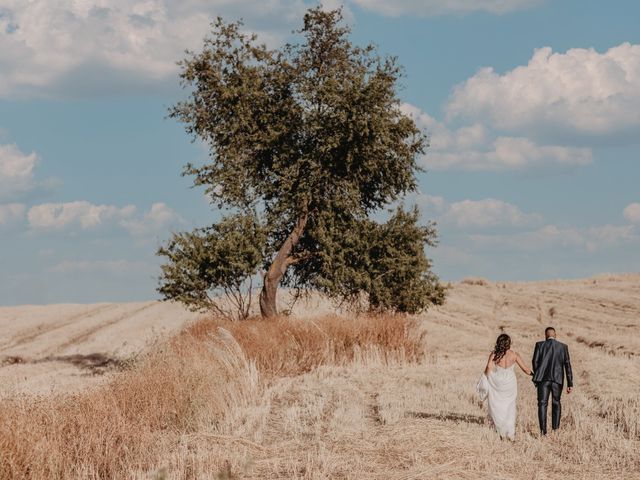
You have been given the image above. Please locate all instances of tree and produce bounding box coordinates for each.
[306,206,446,313]
[160,7,445,318]
[157,213,265,319]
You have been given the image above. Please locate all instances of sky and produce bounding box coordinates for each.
[1,0,639,305]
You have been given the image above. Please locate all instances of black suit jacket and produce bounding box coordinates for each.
[532,338,573,387]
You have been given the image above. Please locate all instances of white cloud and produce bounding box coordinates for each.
[401,103,592,171]
[623,203,640,224]
[413,193,542,230]
[470,224,638,253]
[27,200,182,236]
[587,224,636,249]
[414,193,448,215]
[119,202,182,237]
[0,144,38,196]
[0,0,307,98]
[48,259,150,274]
[446,43,640,139]
[425,136,592,171]
[401,104,487,151]
[444,198,542,229]
[349,0,541,16]
[27,201,136,230]
[0,203,25,225]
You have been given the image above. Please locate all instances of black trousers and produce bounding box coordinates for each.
[536,381,563,434]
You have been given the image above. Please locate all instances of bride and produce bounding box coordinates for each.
[477,333,533,440]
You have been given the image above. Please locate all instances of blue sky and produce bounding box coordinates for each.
[1,0,639,305]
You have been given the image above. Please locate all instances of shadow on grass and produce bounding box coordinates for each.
[407,411,486,425]
[1,353,129,375]
[43,353,127,374]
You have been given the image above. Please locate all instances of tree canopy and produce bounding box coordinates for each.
[158,7,445,318]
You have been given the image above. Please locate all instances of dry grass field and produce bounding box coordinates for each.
[1,274,639,479]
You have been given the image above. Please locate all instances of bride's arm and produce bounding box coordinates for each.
[484,352,495,375]
[515,352,533,376]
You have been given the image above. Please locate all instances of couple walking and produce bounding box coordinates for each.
[477,327,574,440]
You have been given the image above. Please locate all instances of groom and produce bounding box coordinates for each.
[532,327,574,435]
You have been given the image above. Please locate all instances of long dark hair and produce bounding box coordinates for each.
[493,333,511,363]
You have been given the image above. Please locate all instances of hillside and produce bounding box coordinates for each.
[0,301,199,396]
[1,274,639,479]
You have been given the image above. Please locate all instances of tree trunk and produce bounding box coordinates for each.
[259,213,308,319]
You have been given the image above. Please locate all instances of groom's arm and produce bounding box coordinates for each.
[532,342,540,375]
[564,344,574,390]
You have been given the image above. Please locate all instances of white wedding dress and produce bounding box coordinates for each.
[477,362,517,440]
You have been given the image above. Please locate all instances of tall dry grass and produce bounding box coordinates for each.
[0,314,421,479]
[185,314,424,377]
[0,328,259,479]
